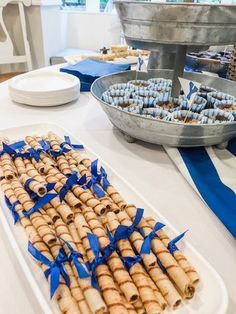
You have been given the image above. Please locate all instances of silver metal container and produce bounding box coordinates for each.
[114,1,236,48]
[91,70,236,147]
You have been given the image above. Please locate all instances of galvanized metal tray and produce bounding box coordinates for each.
[91,70,236,147]
[114,1,236,48]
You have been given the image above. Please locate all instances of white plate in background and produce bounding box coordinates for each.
[8,71,80,107]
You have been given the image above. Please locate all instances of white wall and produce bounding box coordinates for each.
[0,3,121,74]
[0,1,63,74]
[60,10,121,51]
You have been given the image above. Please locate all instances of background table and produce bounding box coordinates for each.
[0,68,235,314]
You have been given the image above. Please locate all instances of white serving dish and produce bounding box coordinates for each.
[8,71,80,107]
[0,123,228,314]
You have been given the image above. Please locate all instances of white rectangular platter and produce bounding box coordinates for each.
[0,123,228,314]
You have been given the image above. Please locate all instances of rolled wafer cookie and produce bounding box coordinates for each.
[75,213,128,314]
[20,173,47,197]
[57,155,73,176]
[14,157,26,176]
[10,179,57,246]
[25,136,55,167]
[82,206,140,304]
[46,174,82,210]
[106,212,163,314]
[53,219,107,314]
[50,196,74,223]
[24,160,45,184]
[49,238,92,314]
[117,211,157,267]
[146,217,200,285]
[31,158,45,175]
[106,185,127,209]
[0,154,17,180]
[125,205,195,299]
[115,209,182,308]
[43,165,106,216]
[43,203,61,223]
[33,239,80,313]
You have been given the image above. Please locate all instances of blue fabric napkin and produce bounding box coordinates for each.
[165,138,236,238]
[60,59,131,92]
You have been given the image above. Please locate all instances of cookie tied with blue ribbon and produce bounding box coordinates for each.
[23,193,58,218]
[59,237,89,279]
[87,233,106,289]
[83,160,106,198]
[114,208,144,241]
[4,196,20,224]
[60,136,84,151]
[59,171,86,202]
[140,222,165,254]
[28,242,70,298]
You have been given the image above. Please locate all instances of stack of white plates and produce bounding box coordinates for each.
[9,70,80,107]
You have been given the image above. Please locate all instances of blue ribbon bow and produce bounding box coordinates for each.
[140,222,165,254]
[60,136,84,150]
[121,255,142,270]
[168,231,188,254]
[102,229,117,260]
[0,143,30,159]
[59,172,86,202]
[84,160,105,198]
[39,140,51,153]
[114,208,144,241]
[27,147,43,162]
[28,242,70,298]
[23,193,57,217]
[87,233,105,289]
[100,166,110,191]
[4,196,20,224]
[59,237,89,279]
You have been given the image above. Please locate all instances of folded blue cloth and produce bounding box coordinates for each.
[165,138,236,238]
[60,59,131,92]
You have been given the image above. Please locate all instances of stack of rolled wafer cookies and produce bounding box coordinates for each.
[0,132,200,314]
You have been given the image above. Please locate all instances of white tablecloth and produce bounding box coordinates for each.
[0,68,235,314]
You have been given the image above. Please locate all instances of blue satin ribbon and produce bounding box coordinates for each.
[59,172,86,202]
[0,143,30,159]
[168,231,188,254]
[87,233,105,289]
[60,136,84,150]
[39,140,50,152]
[24,180,56,200]
[100,166,110,191]
[50,146,71,157]
[9,141,26,151]
[4,196,20,224]
[59,237,89,279]
[84,160,105,198]
[28,242,70,298]
[27,148,43,162]
[140,222,165,254]
[114,208,144,241]
[23,193,57,217]
[121,255,142,270]
[102,229,117,260]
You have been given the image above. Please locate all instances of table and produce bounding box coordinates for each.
[0,68,235,314]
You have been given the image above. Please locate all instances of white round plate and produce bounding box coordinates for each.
[8,70,80,107]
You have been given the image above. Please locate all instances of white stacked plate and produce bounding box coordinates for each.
[9,70,80,107]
